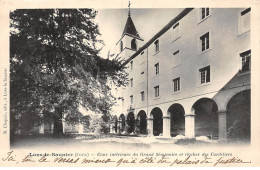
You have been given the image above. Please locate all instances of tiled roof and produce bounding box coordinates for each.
[122,16,142,40]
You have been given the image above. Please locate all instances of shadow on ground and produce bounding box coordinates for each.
[10,133,249,151]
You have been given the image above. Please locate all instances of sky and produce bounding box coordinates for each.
[95,8,183,58]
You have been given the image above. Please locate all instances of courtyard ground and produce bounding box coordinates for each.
[10,133,249,152]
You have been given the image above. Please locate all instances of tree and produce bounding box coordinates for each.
[10,9,127,137]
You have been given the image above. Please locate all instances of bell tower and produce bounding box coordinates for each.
[116,1,144,61]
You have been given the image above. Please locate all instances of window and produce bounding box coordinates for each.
[130,95,133,104]
[172,23,180,40]
[154,39,159,53]
[130,78,133,87]
[173,77,180,92]
[155,63,159,75]
[240,50,251,72]
[120,41,123,52]
[140,91,145,101]
[173,50,180,67]
[130,61,133,71]
[201,8,210,20]
[240,8,251,33]
[200,32,210,52]
[131,38,137,50]
[199,66,210,84]
[154,86,159,97]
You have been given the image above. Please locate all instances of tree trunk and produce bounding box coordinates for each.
[53,108,63,135]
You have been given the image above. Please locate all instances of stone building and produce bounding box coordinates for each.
[112,8,251,141]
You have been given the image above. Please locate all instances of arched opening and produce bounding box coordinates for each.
[120,41,123,52]
[137,110,147,134]
[119,114,125,132]
[131,38,137,50]
[167,104,185,137]
[192,98,218,138]
[226,90,250,142]
[151,107,163,136]
[113,116,118,133]
[127,112,135,133]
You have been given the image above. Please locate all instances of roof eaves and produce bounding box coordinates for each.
[116,33,144,45]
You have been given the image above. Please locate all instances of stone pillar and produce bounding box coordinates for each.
[78,123,84,134]
[112,121,116,133]
[121,120,124,133]
[39,123,44,134]
[218,110,227,141]
[109,123,112,133]
[147,118,154,136]
[125,120,128,133]
[118,118,122,133]
[135,119,138,133]
[118,120,121,134]
[39,114,44,134]
[62,119,66,134]
[112,121,115,133]
[185,113,195,138]
[163,116,171,138]
[51,122,54,134]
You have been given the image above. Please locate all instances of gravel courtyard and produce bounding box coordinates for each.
[10,134,223,151]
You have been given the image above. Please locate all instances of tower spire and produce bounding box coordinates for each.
[128,1,131,16]
[119,0,143,41]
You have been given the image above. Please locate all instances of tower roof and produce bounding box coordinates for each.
[121,15,142,40]
[116,2,144,45]
[123,8,193,66]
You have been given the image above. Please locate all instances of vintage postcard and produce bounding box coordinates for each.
[0,0,260,167]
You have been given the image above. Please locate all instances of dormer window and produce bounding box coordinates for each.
[131,38,137,50]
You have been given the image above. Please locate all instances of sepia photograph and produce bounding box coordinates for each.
[1,0,260,167]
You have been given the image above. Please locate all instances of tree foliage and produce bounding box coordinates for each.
[10,9,127,135]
